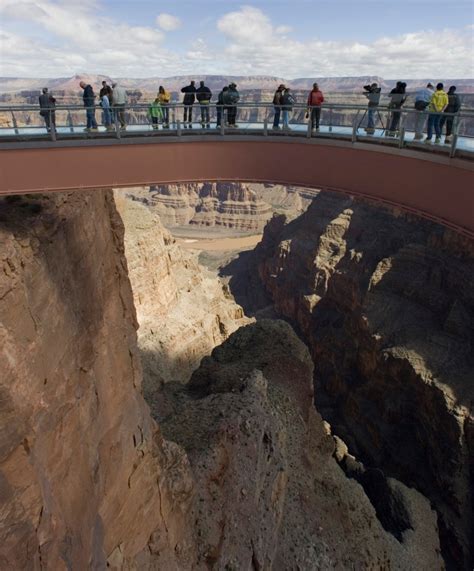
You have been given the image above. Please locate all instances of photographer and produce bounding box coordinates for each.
[363,82,381,134]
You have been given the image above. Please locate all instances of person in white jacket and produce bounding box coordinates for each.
[111,82,128,129]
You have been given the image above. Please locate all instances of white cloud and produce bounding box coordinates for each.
[156,13,181,32]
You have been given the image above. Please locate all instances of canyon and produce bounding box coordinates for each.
[0,184,472,569]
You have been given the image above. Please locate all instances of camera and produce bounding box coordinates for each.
[363,84,381,94]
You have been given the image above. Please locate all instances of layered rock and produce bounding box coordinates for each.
[157,321,443,570]
[114,194,250,394]
[0,192,196,569]
[247,191,474,569]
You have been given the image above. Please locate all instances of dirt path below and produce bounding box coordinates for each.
[176,234,262,252]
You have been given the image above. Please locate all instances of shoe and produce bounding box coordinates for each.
[89,127,98,132]
[444,136,452,144]
[434,137,441,144]
[120,126,126,131]
[414,133,423,140]
[83,127,90,132]
[366,128,375,135]
[424,138,432,144]
[272,125,280,130]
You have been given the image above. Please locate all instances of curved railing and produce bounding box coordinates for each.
[1,102,473,158]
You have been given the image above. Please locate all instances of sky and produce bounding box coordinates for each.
[0,0,473,78]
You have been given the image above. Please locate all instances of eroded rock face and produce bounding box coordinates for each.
[157,321,443,570]
[250,192,474,569]
[114,195,250,395]
[0,192,196,570]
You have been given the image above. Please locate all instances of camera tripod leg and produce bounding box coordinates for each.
[357,109,367,131]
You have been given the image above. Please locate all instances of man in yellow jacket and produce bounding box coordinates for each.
[425,83,449,144]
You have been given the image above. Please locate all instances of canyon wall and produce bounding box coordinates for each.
[247,191,474,569]
[0,192,196,569]
[114,194,249,395]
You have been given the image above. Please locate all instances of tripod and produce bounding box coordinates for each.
[357,107,386,134]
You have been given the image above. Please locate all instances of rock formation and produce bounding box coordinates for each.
[0,191,197,569]
[114,194,249,395]
[241,191,474,569]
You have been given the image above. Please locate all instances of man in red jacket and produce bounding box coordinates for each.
[307,82,324,131]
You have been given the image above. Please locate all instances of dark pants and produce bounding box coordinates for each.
[162,104,169,126]
[41,111,56,131]
[151,117,159,128]
[227,106,237,125]
[86,108,97,129]
[273,106,281,127]
[427,114,442,139]
[439,114,454,136]
[388,109,401,132]
[200,104,210,125]
[311,107,321,129]
[216,106,225,126]
[184,105,193,123]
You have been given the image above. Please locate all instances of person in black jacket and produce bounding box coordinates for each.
[196,80,212,128]
[386,81,407,136]
[79,81,98,131]
[181,80,196,125]
[272,84,285,129]
[38,87,56,132]
[440,85,461,143]
[224,83,240,127]
[216,86,228,128]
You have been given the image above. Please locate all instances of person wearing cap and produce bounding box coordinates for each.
[440,85,461,144]
[272,84,285,129]
[413,82,434,140]
[224,83,240,127]
[425,82,448,144]
[38,87,56,132]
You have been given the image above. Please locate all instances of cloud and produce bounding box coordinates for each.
[156,13,181,32]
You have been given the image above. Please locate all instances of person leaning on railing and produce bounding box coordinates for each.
[79,81,98,132]
[307,83,324,132]
[38,87,56,133]
[440,85,461,144]
[281,88,296,130]
[386,81,407,136]
[425,83,448,144]
[158,85,171,128]
[363,83,381,135]
[413,82,434,140]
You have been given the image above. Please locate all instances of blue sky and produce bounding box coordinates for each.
[1,0,473,78]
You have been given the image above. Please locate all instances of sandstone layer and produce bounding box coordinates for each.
[114,194,249,395]
[242,191,474,569]
[0,192,196,569]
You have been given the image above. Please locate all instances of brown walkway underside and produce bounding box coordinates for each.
[1,139,473,236]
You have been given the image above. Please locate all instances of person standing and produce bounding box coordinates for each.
[363,82,381,134]
[158,85,171,127]
[38,87,56,132]
[196,80,212,128]
[272,84,285,129]
[225,83,240,127]
[440,85,461,143]
[216,86,228,128]
[307,83,324,131]
[79,81,98,131]
[386,81,407,136]
[111,82,127,130]
[413,83,434,140]
[148,95,163,129]
[281,87,295,130]
[425,82,449,144]
[101,92,113,131]
[181,80,196,125]
[100,80,113,101]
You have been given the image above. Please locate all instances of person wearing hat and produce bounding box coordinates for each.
[224,82,240,127]
[413,82,434,140]
[272,84,285,129]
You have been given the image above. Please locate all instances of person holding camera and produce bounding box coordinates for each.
[363,82,381,134]
[386,81,407,136]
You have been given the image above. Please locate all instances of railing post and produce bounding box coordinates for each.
[220,111,225,136]
[398,126,405,149]
[351,121,357,143]
[263,116,268,136]
[50,112,57,142]
[306,108,312,138]
[177,119,181,136]
[67,110,74,133]
[114,109,121,139]
[11,111,19,135]
[329,108,333,132]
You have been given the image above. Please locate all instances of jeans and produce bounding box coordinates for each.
[311,107,321,129]
[102,107,112,127]
[183,105,193,123]
[86,107,97,129]
[227,105,237,125]
[427,114,442,139]
[41,111,56,131]
[282,109,290,128]
[273,106,281,127]
[388,109,401,132]
[200,103,210,125]
[367,107,376,129]
[439,114,454,137]
[162,104,169,125]
[114,104,126,128]
[216,106,224,126]
[414,110,428,136]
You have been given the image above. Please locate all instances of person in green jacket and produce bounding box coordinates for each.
[425,83,448,144]
[148,96,164,129]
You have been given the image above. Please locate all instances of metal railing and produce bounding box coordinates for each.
[1,102,473,158]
